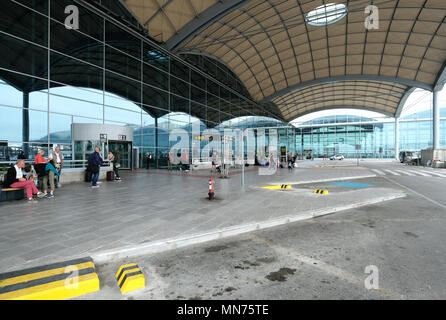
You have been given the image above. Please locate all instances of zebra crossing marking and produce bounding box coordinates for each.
[409,171,431,177]
[371,169,385,175]
[418,170,446,178]
[371,168,446,178]
[394,170,415,176]
[385,170,400,176]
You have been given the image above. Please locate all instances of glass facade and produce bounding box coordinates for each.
[284,111,446,159]
[0,0,282,168]
[0,0,445,168]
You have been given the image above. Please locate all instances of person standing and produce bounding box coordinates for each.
[211,151,219,173]
[35,149,58,198]
[48,146,64,188]
[167,151,173,172]
[146,152,152,170]
[181,149,189,171]
[88,147,103,188]
[4,160,45,201]
[108,150,121,180]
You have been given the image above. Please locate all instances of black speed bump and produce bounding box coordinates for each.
[314,189,329,195]
[115,263,145,294]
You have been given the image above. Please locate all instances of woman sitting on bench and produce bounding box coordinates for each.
[4,160,45,201]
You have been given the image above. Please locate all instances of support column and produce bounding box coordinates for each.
[395,117,399,160]
[155,116,158,169]
[22,91,29,159]
[433,90,440,150]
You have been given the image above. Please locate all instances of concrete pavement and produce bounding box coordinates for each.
[0,164,402,274]
[76,162,446,300]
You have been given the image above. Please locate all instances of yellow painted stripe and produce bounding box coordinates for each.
[0,273,99,300]
[121,274,145,294]
[261,185,282,190]
[115,263,138,279]
[118,268,141,288]
[0,261,95,287]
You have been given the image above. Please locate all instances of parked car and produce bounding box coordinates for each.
[330,154,344,160]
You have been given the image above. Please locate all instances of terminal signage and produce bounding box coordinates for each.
[99,134,107,144]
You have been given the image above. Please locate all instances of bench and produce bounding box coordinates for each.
[0,187,25,202]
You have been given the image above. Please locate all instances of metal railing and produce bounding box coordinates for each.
[0,160,111,170]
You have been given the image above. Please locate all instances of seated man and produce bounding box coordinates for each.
[4,160,45,201]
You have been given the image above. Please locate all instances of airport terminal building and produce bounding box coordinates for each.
[1,0,445,167]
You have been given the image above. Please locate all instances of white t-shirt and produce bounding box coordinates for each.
[14,165,23,179]
[49,152,62,163]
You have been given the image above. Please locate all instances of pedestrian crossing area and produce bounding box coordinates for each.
[370,168,446,178]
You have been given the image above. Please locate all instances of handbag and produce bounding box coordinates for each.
[115,163,121,168]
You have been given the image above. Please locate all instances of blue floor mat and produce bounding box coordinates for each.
[328,182,376,188]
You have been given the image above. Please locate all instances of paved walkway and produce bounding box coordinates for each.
[0,165,403,273]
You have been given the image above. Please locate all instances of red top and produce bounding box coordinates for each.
[35,154,47,164]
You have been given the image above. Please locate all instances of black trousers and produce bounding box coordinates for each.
[113,165,120,178]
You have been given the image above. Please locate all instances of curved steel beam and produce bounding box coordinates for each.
[164,0,251,51]
[286,105,395,123]
[261,75,433,103]
[434,60,446,92]
[395,87,416,118]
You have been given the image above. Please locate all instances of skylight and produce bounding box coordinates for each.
[306,3,348,26]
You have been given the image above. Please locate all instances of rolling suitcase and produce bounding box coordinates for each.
[107,171,114,181]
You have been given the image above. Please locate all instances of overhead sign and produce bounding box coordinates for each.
[99,134,107,144]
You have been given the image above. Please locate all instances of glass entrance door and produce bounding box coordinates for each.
[108,141,132,169]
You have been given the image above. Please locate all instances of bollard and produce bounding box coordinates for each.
[208,178,215,200]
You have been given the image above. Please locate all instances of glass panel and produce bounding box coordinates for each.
[191,70,205,89]
[0,78,25,108]
[0,33,48,79]
[143,43,169,72]
[170,58,189,82]
[191,85,206,104]
[50,85,103,105]
[29,89,49,111]
[50,52,103,91]
[15,0,48,14]
[143,63,168,90]
[1,1,48,46]
[170,77,189,99]
[105,46,141,81]
[49,112,72,143]
[105,71,141,104]
[142,85,168,110]
[51,20,103,68]
[49,94,103,119]
[51,0,103,41]
[0,106,22,142]
[105,21,140,59]
[104,106,141,125]
[104,92,141,112]
[29,109,48,142]
[170,94,189,114]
